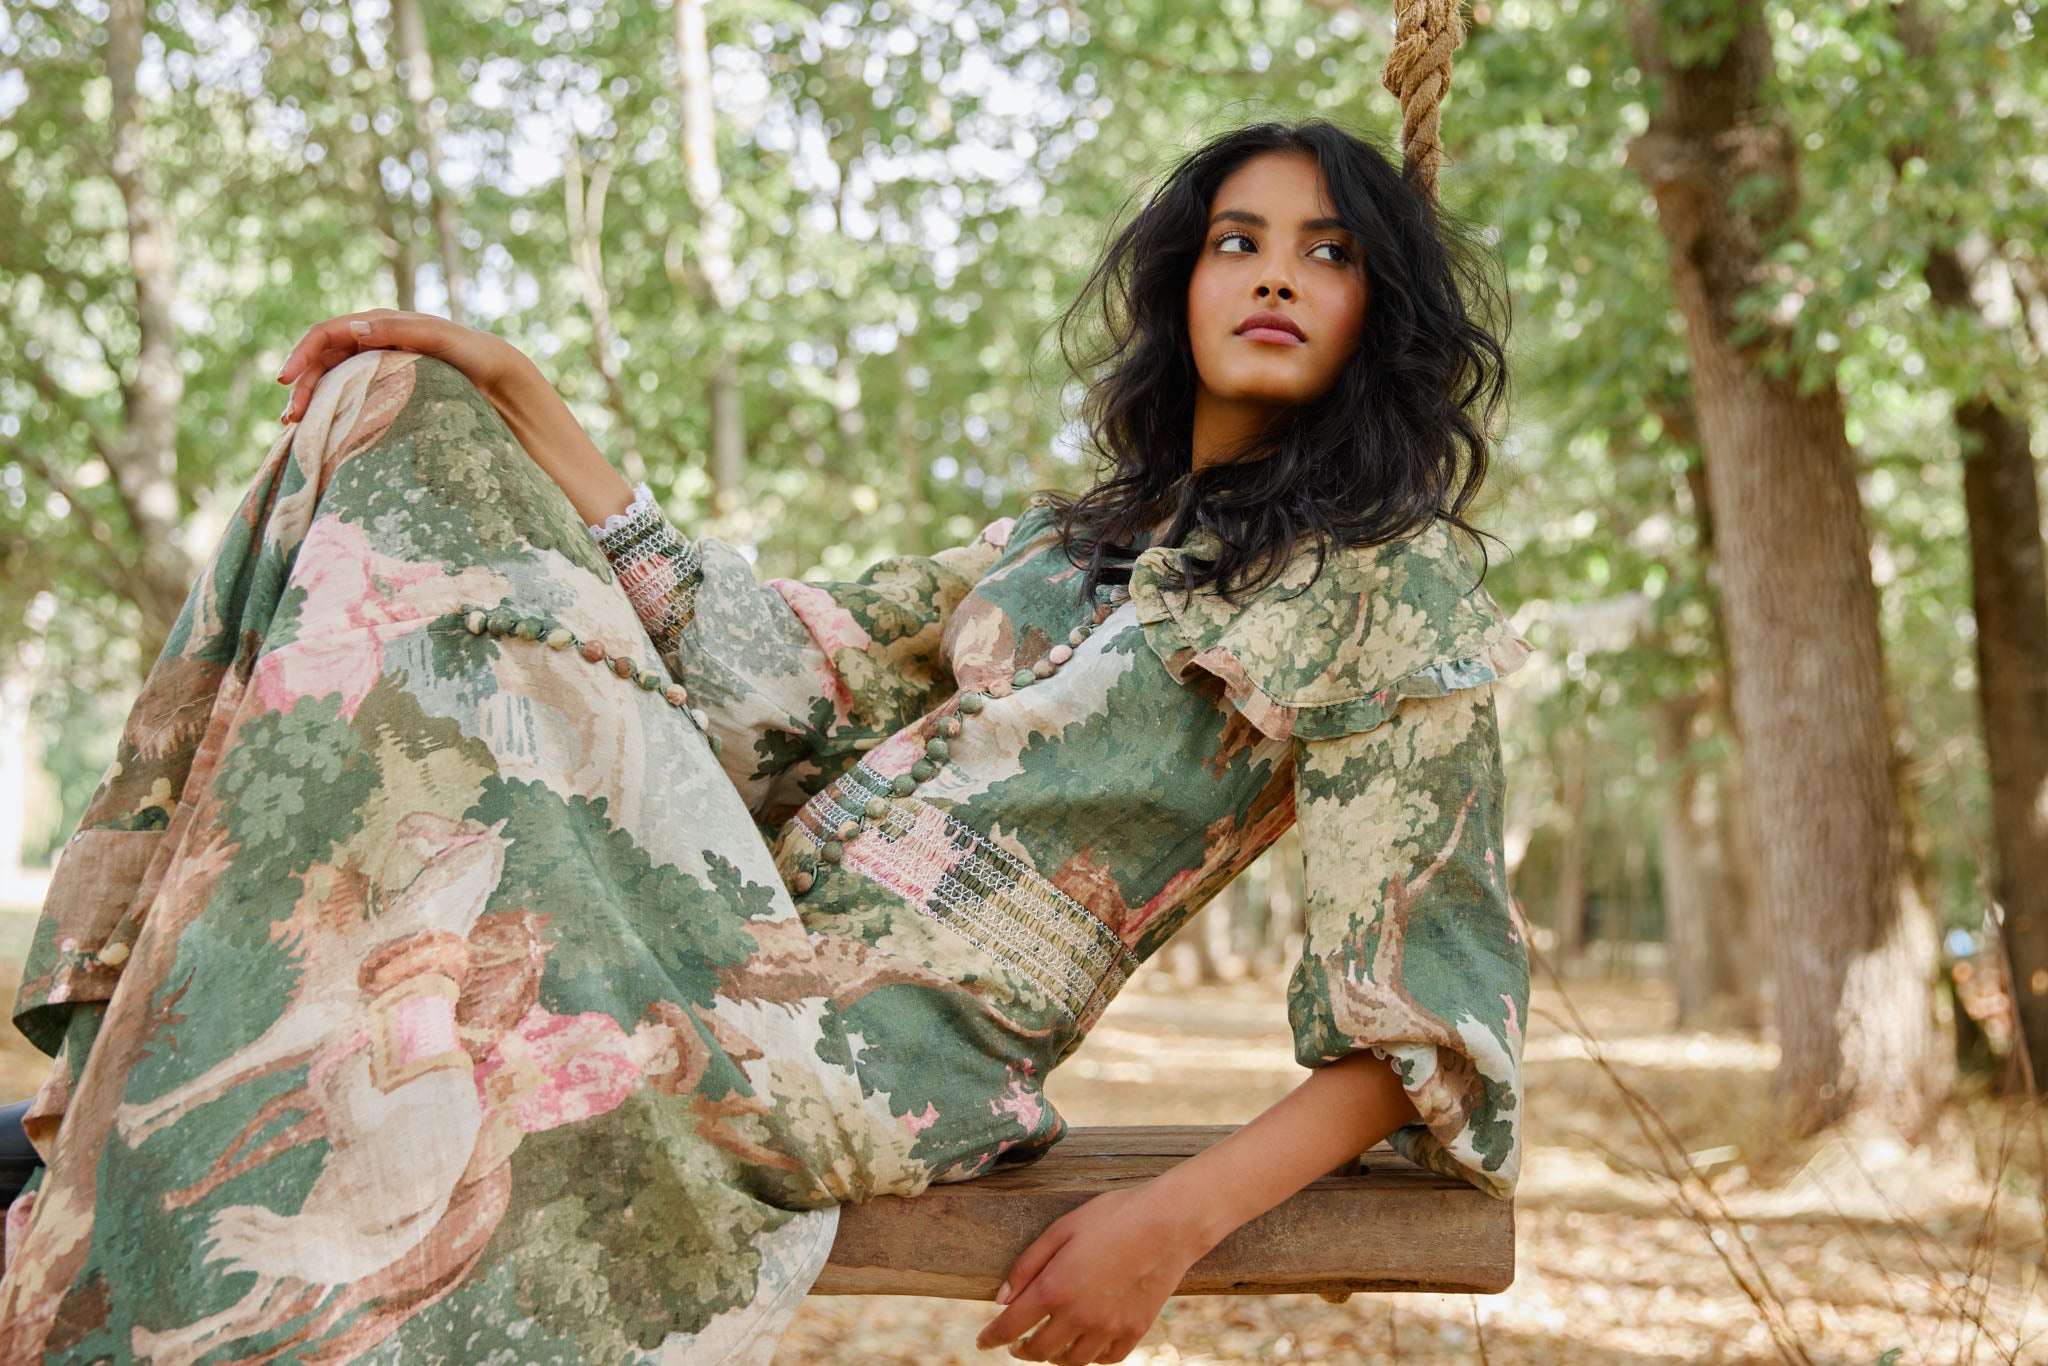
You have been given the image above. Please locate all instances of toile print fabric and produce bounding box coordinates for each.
[1,348,1532,1363]
[662,480,1535,1200]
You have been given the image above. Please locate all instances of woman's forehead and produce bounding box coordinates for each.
[1207,152,1340,225]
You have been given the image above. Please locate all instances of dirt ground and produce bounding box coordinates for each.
[1,956,2042,1364]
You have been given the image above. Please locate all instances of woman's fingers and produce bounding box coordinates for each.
[1054,1331,1114,1365]
[1015,1318,1081,1362]
[275,310,517,423]
[278,343,355,420]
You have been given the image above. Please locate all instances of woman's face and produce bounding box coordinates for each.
[1185,150,1370,419]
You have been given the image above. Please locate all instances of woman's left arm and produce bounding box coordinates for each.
[980,681,1528,1364]
[975,1051,1418,1363]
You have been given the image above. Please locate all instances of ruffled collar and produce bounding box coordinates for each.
[1128,520,1532,742]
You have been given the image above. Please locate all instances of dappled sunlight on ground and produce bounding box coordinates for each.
[1,939,2041,1362]
[773,965,2048,1365]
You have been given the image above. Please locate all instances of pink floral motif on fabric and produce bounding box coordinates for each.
[252,518,446,719]
[989,1075,1044,1130]
[389,992,462,1069]
[472,1005,639,1134]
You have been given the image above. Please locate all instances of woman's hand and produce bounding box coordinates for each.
[974,1184,1211,1364]
[275,309,528,423]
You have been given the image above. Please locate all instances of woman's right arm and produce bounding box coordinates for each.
[484,354,636,527]
[277,309,636,528]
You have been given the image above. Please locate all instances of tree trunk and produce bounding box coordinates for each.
[1551,730,1589,966]
[1626,0,1951,1139]
[1891,0,2048,1095]
[564,139,647,486]
[1652,694,1717,1026]
[390,0,467,324]
[344,3,417,311]
[674,0,745,516]
[104,0,194,657]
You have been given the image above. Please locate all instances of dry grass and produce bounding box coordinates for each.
[1,951,2042,1363]
[772,962,2047,1365]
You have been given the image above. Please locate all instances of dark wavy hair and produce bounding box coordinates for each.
[1042,117,1511,603]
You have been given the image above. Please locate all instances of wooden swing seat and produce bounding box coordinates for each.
[815,1125,1515,1299]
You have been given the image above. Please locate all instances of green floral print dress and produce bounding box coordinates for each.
[0,352,1530,1364]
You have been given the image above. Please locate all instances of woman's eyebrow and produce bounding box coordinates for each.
[1210,209,1353,234]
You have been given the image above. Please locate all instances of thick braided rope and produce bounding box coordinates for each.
[1380,0,1466,203]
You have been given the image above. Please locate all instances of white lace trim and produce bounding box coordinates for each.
[588,481,657,539]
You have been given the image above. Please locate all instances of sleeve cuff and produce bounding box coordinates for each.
[589,482,659,539]
[589,483,702,656]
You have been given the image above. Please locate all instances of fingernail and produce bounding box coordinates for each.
[350,320,372,338]
[996,1280,1011,1305]
[280,404,292,423]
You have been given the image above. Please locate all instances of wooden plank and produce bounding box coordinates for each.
[814,1125,1514,1298]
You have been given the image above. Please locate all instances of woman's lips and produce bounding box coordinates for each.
[1235,310,1306,344]
[1237,327,1306,345]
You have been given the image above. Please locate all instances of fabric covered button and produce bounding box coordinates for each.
[514,617,544,640]
[836,819,860,841]
[664,684,689,707]
[544,627,575,649]
[790,869,815,895]
[1010,669,1035,689]
[941,716,962,738]
[819,840,844,864]
[891,774,917,797]
[910,759,937,782]
[1031,659,1055,679]
[924,737,949,762]
[1049,644,1073,665]
[580,640,607,663]
[464,609,488,635]
[865,797,891,821]
[957,692,986,714]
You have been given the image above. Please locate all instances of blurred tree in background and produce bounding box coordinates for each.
[1,0,2043,1133]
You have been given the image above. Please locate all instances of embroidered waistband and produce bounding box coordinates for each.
[794,764,1138,1032]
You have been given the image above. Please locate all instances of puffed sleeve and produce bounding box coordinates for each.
[1288,679,1527,1200]
[590,483,1015,824]
[1130,515,1532,1197]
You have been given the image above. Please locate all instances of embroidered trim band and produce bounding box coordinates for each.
[794,763,1138,1032]
[588,483,703,656]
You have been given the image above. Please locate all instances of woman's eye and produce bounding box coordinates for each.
[1215,232,1255,253]
[1310,242,1351,264]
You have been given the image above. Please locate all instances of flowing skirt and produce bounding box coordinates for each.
[0,352,907,1364]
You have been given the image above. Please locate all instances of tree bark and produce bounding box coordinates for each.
[564,139,648,485]
[1550,730,1589,966]
[674,0,745,515]
[1651,694,1717,1026]
[344,2,418,311]
[1892,0,2048,1094]
[1626,0,1951,1138]
[390,0,467,324]
[1939,290,2048,1091]
[104,0,195,657]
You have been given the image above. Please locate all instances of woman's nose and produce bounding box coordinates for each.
[1256,282,1295,301]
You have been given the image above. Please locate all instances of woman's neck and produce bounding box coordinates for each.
[1190,388,1279,473]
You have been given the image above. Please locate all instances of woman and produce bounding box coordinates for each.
[0,118,1528,1365]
